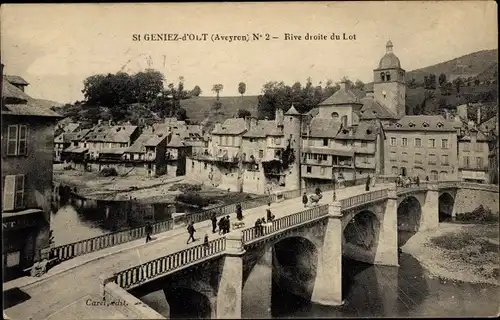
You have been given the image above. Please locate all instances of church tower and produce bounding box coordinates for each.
[373,40,406,117]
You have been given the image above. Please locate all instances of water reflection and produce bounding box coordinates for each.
[50,186,202,246]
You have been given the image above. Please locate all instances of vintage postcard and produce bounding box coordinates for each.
[1,2,498,319]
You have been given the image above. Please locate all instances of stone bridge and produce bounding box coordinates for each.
[100,181,499,319]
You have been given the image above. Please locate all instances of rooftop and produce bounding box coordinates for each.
[384,115,456,132]
[243,120,282,138]
[4,75,29,86]
[212,118,247,135]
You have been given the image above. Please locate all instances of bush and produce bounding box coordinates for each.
[99,167,118,177]
[175,192,210,208]
[456,205,499,223]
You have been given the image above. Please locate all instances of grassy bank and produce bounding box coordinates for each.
[403,223,499,286]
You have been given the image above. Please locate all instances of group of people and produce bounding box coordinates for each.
[396,175,429,187]
[254,207,276,236]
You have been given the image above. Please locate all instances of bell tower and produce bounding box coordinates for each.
[373,41,406,118]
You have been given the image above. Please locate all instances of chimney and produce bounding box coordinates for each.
[275,108,284,126]
[339,80,348,91]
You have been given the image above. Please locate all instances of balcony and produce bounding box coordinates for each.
[301,165,333,180]
[302,156,333,166]
[355,161,375,169]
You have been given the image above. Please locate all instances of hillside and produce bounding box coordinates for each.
[180,95,259,123]
[406,49,498,84]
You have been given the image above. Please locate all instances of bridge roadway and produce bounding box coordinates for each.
[4,183,392,320]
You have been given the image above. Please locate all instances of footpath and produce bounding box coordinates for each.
[4,184,390,320]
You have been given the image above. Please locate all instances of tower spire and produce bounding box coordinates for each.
[386,40,393,53]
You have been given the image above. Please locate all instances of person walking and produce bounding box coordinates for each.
[225,215,231,233]
[186,221,196,244]
[236,203,243,221]
[366,175,371,191]
[266,208,275,222]
[416,176,420,187]
[425,176,429,182]
[203,233,209,248]
[255,218,262,236]
[218,216,225,235]
[145,222,153,243]
[302,192,308,208]
[211,213,217,234]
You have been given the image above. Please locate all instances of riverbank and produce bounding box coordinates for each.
[53,165,258,206]
[402,222,499,286]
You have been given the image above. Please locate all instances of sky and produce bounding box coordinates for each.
[1,2,497,104]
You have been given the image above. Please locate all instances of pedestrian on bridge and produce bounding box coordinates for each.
[225,215,231,233]
[302,192,308,208]
[218,217,225,235]
[186,221,196,244]
[145,222,153,243]
[236,203,243,221]
[416,176,420,187]
[211,213,217,233]
[366,175,371,191]
[266,208,275,222]
[255,219,262,236]
[203,233,209,248]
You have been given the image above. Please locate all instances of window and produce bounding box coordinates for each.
[391,166,399,175]
[429,154,437,165]
[342,140,347,146]
[308,139,314,146]
[428,139,436,148]
[323,138,328,146]
[204,163,207,170]
[390,137,397,146]
[415,138,421,147]
[7,125,28,156]
[415,153,422,164]
[402,152,408,162]
[332,112,339,118]
[361,141,367,148]
[5,251,21,268]
[402,138,408,147]
[218,136,222,145]
[390,151,397,161]
[3,175,24,211]
[259,150,264,158]
[441,139,448,149]
[477,157,484,169]
[191,161,195,168]
[275,137,281,145]
[320,167,325,175]
[464,156,470,168]
[463,142,470,152]
[475,143,483,152]
[431,170,439,180]
[441,154,449,165]
[386,73,391,81]
[306,166,312,173]
[439,171,448,181]
[341,115,348,127]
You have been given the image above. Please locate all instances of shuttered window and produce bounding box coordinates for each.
[6,125,28,156]
[2,174,25,211]
[7,125,18,155]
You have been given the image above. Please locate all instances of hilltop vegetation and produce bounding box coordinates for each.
[53,49,498,128]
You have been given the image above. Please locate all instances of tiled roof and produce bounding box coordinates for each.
[2,79,61,118]
[335,121,379,141]
[305,118,341,138]
[212,118,247,135]
[83,125,138,143]
[479,115,498,135]
[359,98,398,120]
[54,132,78,144]
[72,129,92,142]
[383,115,456,132]
[126,132,166,153]
[243,120,283,138]
[64,123,80,133]
[319,87,362,106]
[285,105,301,115]
[4,75,29,86]
[63,146,88,153]
[167,134,185,147]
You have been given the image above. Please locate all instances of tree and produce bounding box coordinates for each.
[429,74,437,89]
[354,80,365,90]
[212,84,224,101]
[191,85,202,97]
[438,73,447,87]
[238,82,246,97]
[237,109,251,118]
[453,77,463,94]
[474,79,480,86]
[176,107,187,121]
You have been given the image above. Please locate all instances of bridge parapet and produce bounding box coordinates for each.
[114,237,226,290]
[340,189,389,211]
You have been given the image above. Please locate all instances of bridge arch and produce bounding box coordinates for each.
[341,209,382,264]
[163,283,213,319]
[438,192,455,222]
[397,196,422,246]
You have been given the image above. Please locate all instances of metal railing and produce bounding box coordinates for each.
[114,237,226,290]
[241,205,329,243]
[340,189,388,211]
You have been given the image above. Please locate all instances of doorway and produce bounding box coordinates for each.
[400,167,407,177]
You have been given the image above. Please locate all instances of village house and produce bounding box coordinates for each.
[60,129,92,170]
[166,134,189,176]
[479,115,499,184]
[2,67,61,280]
[457,120,490,183]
